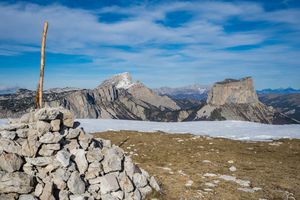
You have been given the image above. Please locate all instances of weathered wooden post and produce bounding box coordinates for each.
[36,21,48,109]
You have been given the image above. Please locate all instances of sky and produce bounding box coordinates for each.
[0,0,300,90]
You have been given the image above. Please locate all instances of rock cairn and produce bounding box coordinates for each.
[0,107,160,200]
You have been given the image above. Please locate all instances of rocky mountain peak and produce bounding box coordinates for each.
[207,77,259,106]
[99,72,134,89]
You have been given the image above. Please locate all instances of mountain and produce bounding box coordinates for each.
[0,86,20,94]
[257,88,300,94]
[153,84,210,101]
[193,77,296,124]
[259,93,300,122]
[0,73,189,121]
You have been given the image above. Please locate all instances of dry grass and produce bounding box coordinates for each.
[94,131,300,200]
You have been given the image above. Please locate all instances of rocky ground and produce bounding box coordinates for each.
[94,131,300,200]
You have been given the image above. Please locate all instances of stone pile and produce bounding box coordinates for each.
[0,107,160,200]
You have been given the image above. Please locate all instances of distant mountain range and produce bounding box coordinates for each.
[257,88,300,94]
[1,73,297,124]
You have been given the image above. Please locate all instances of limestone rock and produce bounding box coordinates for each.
[102,147,123,173]
[99,174,120,194]
[61,109,75,128]
[36,121,51,136]
[39,132,63,143]
[0,153,24,172]
[39,143,60,156]
[34,183,44,197]
[66,128,81,139]
[35,107,61,121]
[86,148,103,163]
[25,157,53,166]
[56,149,71,167]
[72,149,88,174]
[0,138,22,155]
[67,171,85,195]
[133,173,148,188]
[19,194,38,200]
[40,182,55,200]
[149,176,160,192]
[51,119,61,132]
[0,130,16,139]
[0,171,33,193]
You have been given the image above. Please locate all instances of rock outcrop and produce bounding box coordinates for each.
[194,77,277,124]
[207,77,258,105]
[0,107,161,199]
[0,73,181,121]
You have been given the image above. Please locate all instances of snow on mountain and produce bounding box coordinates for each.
[100,72,135,89]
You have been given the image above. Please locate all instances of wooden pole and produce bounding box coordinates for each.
[36,21,48,109]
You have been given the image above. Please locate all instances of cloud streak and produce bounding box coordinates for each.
[0,1,299,89]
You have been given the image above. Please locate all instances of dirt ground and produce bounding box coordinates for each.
[93,131,300,200]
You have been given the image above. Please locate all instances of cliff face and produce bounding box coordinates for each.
[0,73,183,121]
[207,77,258,105]
[195,77,285,124]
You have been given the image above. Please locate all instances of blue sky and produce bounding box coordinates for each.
[0,0,300,90]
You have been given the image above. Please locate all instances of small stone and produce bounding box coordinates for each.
[35,107,62,121]
[101,194,119,200]
[36,121,51,136]
[16,128,29,138]
[66,128,81,139]
[39,132,63,143]
[85,162,102,180]
[59,190,70,200]
[133,173,148,188]
[86,148,103,163]
[139,185,152,198]
[0,139,22,155]
[22,129,40,157]
[56,149,71,167]
[72,149,88,174]
[64,139,80,151]
[34,183,44,197]
[78,130,93,150]
[0,153,24,172]
[0,171,34,193]
[61,109,75,128]
[0,130,16,139]
[50,119,61,132]
[229,166,237,172]
[19,194,37,200]
[99,174,120,194]
[119,173,134,193]
[25,157,53,166]
[39,143,60,156]
[67,171,85,195]
[149,176,160,192]
[40,182,55,200]
[70,195,87,200]
[102,148,123,173]
[0,193,18,200]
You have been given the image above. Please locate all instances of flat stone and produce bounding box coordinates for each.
[50,119,61,132]
[0,171,34,193]
[119,173,134,193]
[0,138,22,155]
[25,157,53,166]
[56,149,71,167]
[19,194,38,200]
[36,121,51,136]
[22,129,40,157]
[86,148,103,163]
[34,183,44,197]
[139,185,152,198]
[66,128,81,139]
[35,107,62,121]
[70,195,87,200]
[102,148,123,173]
[72,149,88,174]
[133,173,148,188]
[0,153,24,172]
[85,162,103,180]
[78,130,93,150]
[67,171,85,195]
[0,130,16,139]
[101,194,119,200]
[99,174,120,194]
[59,190,70,200]
[39,144,60,156]
[40,182,55,200]
[61,109,75,128]
[16,128,30,138]
[39,132,63,143]
[64,139,80,152]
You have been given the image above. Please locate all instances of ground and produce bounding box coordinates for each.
[94,131,300,200]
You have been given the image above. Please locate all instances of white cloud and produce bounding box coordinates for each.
[0,1,299,89]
